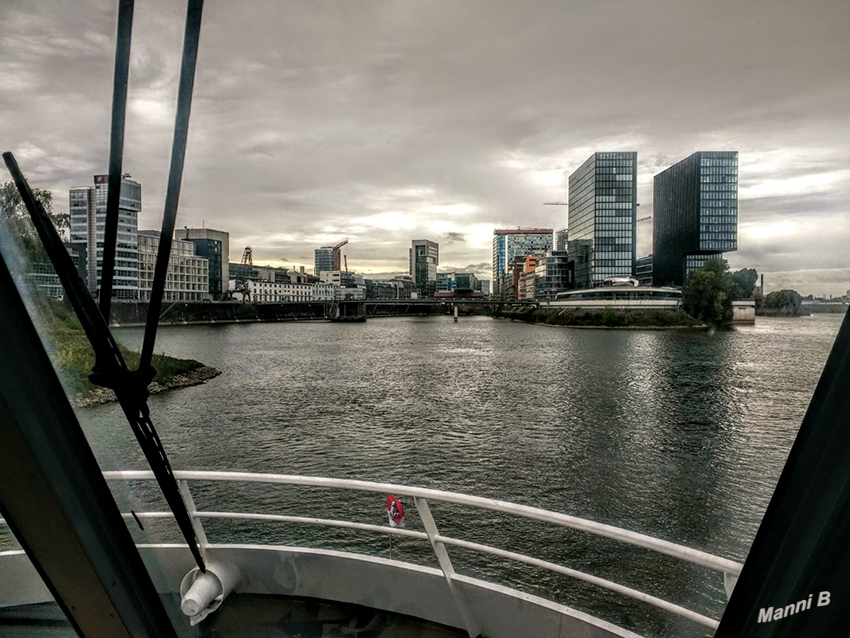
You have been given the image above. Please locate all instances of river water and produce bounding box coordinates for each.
[16,314,849,636]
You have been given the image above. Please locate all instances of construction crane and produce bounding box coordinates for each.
[543,201,568,206]
[637,216,651,223]
[332,238,349,271]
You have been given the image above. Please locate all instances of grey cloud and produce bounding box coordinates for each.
[1,0,848,295]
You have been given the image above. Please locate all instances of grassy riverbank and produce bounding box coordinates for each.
[32,297,218,404]
[486,305,705,328]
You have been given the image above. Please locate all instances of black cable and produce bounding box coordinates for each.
[139,0,204,374]
[98,0,134,321]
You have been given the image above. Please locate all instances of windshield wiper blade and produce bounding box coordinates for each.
[0,0,208,574]
[139,0,203,374]
[4,152,206,574]
[97,0,134,322]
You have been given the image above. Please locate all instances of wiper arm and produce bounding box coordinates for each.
[5,152,206,574]
[1,0,207,573]
[97,0,133,322]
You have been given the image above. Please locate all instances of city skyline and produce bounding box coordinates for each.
[2,0,848,295]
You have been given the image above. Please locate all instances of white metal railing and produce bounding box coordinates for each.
[3,470,744,632]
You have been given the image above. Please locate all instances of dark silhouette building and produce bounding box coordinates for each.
[653,151,738,286]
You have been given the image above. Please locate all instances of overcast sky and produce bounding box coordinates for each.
[1,0,848,295]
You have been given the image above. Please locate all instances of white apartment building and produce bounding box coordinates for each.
[228,280,335,303]
[138,231,210,302]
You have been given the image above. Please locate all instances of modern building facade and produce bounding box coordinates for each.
[555,228,569,252]
[492,229,553,299]
[534,250,572,299]
[567,152,637,289]
[314,247,335,276]
[516,256,541,300]
[178,228,230,298]
[314,239,348,276]
[635,255,654,286]
[409,239,439,297]
[137,231,209,302]
[69,174,141,299]
[436,272,480,293]
[653,151,738,286]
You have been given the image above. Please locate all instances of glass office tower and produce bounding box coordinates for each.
[409,239,439,297]
[314,246,335,276]
[653,151,738,286]
[567,152,637,288]
[69,174,141,299]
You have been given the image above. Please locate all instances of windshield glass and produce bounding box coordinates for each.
[1,2,848,638]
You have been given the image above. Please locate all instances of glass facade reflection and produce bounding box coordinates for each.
[567,152,637,288]
[653,151,738,286]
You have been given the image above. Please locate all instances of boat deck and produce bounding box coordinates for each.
[0,596,465,638]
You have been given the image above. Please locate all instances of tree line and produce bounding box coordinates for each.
[682,259,802,325]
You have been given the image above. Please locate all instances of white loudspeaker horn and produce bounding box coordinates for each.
[179,560,240,626]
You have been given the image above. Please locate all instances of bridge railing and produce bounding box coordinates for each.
[81,470,742,632]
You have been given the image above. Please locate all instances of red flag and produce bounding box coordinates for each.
[387,494,405,528]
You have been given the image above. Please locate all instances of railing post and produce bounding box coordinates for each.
[415,497,480,638]
[724,571,738,599]
[178,479,208,564]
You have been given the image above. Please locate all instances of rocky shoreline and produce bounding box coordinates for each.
[72,365,222,408]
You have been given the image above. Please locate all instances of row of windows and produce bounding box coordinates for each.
[597,223,633,231]
[701,182,737,192]
[701,200,739,209]
[700,158,737,167]
[700,241,736,251]
[700,168,737,177]
[701,192,737,200]
[596,236,633,245]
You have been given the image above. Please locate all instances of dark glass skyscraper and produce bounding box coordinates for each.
[567,152,637,288]
[653,151,738,286]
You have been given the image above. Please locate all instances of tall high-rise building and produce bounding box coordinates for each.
[69,174,141,299]
[491,229,553,299]
[567,152,637,288]
[409,239,439,297]
[178,227,230,298]
[653,151,738,286]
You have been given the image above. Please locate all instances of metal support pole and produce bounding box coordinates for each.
[415,497,480,638]
[178,480,208,564]
[723,571,738,599]
[99,0,135,319]
[453,304,459,322]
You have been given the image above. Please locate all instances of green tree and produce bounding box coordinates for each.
[682,258,735,325]
[764,289,803,316]
[730,267,758,299]
[0,180,65,263]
